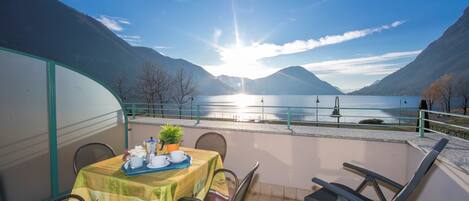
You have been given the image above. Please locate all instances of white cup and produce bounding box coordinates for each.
[151,155,168,167]
[170,150,185,162]
[130,155,144,169]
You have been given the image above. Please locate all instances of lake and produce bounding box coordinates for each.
[193,95,421,124]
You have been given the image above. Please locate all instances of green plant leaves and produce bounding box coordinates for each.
[158,124,184,144]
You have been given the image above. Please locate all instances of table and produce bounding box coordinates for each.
[71,147,228,201]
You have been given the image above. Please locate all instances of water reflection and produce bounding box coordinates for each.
[196,94,420,124]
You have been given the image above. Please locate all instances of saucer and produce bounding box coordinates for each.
[147,160,170,169]
[168,155,188,163]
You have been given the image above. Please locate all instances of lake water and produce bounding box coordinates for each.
[194,95,420,124]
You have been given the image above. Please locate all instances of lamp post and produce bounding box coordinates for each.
[399,98,407,125]
[261,97,264,122]
[190,96,194,120]
[315,96,320,126]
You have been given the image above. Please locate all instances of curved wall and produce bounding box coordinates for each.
[0,48,127,201]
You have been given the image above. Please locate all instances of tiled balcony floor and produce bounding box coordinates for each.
[245,192,303,201]
[244,182,311,201]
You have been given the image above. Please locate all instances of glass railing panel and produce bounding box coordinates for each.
[0,49,51,201]
[55,65,125,192]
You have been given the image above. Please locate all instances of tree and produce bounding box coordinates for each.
[171,69,197,119]
[136,62,158,117]
[136,62,172,118]
[455,75,469,115]
[432,74,455,113]
[113,73,132,101]
[421,83,439,110]
[153,66,172,118]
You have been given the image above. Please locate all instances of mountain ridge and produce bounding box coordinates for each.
[0,0,347,96]
[217,66,343,95]
[352,7,469,95]
[0,0,234,95]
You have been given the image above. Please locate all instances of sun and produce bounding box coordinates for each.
[209,44,274,79]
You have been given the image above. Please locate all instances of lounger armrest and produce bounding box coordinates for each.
[213,168,239,188]
[343,163,403,190]
[311,178,365,201]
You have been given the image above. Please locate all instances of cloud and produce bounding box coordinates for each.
[217,20,405,62]
[117,34,142,45]
[95,15,131,32]
[304,50,421,76]
[153,45,173,49]
[213,28,223,44]
[205,21,406,79]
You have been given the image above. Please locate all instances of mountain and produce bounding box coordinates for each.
[217,66,343,95]
[352,7,469,95]
[216,75,254,92]
[132,47,233,95]
[0,0,344,96]
[0,0,233,95]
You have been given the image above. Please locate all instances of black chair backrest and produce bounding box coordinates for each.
[392,138,448,201]
[195,132,227,161]
[73,142,116,175]
[231,162,259,201]
[53,194,85,201]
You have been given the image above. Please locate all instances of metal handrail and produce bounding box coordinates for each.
[418,109,469,139]
[125,102,419,130]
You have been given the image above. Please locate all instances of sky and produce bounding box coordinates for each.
[62,0,469,92]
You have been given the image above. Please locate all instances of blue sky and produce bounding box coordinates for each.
[62,0,469,91]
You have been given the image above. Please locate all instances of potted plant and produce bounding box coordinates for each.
[158,124,184,152]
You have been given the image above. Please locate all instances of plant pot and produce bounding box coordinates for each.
[166,144,180,152]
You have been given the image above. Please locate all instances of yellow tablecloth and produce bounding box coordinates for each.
[71,147,228,201]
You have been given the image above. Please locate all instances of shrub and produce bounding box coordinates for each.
[359,118,384,124]
[159,124,184,144]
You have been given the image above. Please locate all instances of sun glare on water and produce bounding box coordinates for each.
[232,93,255,107]
[230,93,259,121]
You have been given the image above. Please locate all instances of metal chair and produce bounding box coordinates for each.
[52,194,85,201]
[305,138,449,201]
[195,132,227,161]
[179,162,259,201]
[73,142,116,175]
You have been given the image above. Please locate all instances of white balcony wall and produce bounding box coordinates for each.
[0,49,50,201]
[56,65,126,192]
[129,122,469,201]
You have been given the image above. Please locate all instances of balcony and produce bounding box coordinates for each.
[1,47,468,201]
[128,117,469,201]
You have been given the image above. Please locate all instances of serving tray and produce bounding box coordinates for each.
[121,154,192,176]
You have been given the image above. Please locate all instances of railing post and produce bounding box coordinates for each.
[287,107,291,130]
[419,110,425,138]
[132,104,136,120]
[46,61,59,198]
[196,104,200,124]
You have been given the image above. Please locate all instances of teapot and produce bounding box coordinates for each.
[143,137,158,155]
[144,137,166,155]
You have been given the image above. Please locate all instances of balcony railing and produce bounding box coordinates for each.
[125,102,469,139]
[419,109,469,139]
[124,102,419,129]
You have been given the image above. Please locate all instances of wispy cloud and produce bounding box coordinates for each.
[117,34,142,45]
[217,20,406,62]
[94,15,143,45]
[304,50,421,76]
[213,28,223,44]
[153,45,173,49]
[95,15,131,32]
[205,21,406,79]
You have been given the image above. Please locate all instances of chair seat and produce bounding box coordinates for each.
[304,183,373,201]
